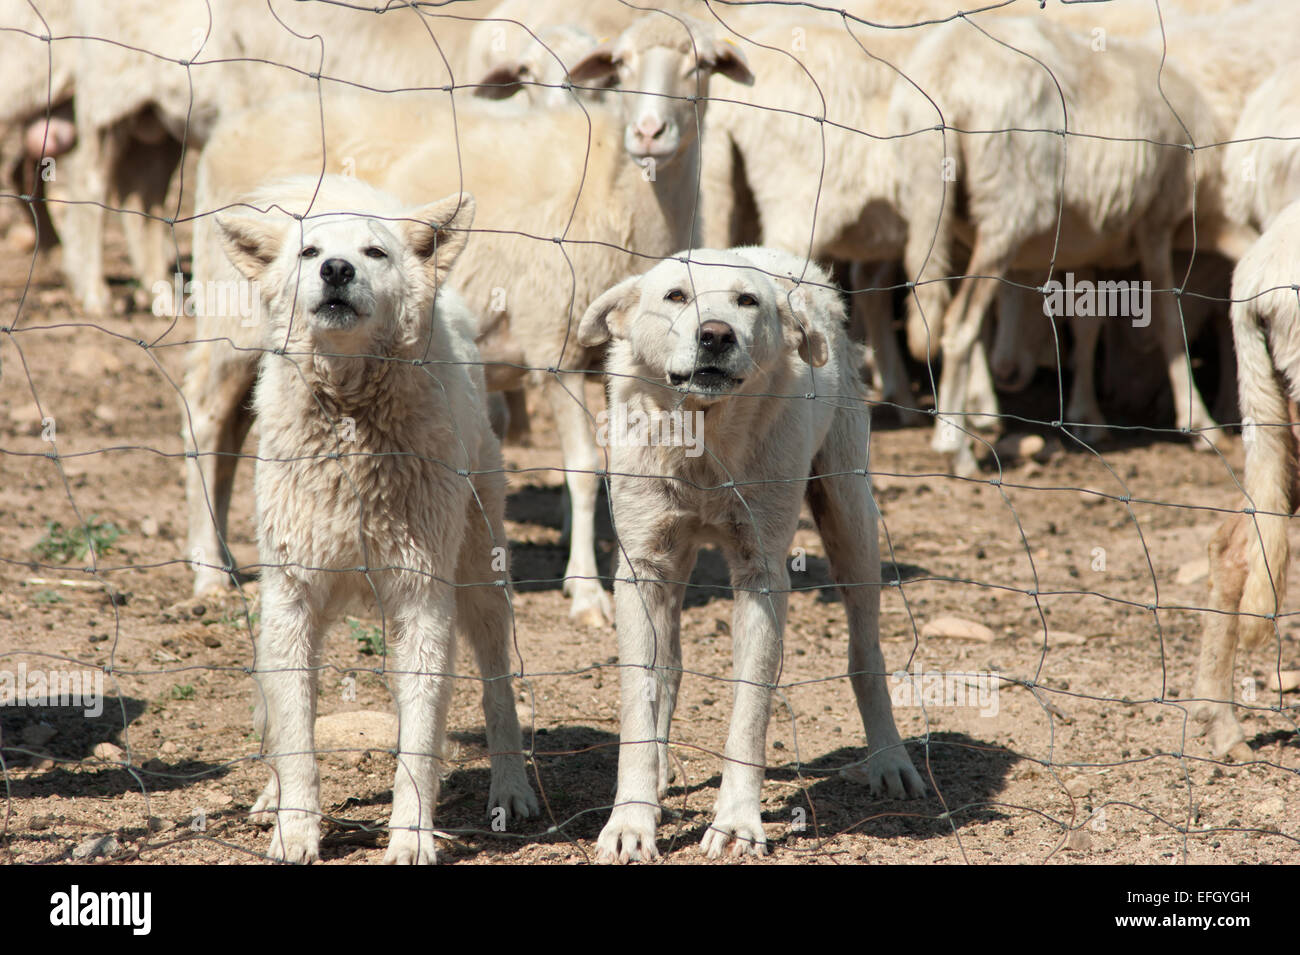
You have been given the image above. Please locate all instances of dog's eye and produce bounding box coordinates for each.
[364,246,387,259]
[300,246,319,259]
[737,293,758,307]
[664,289,687,304]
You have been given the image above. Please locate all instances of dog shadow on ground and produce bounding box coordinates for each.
[315,726,1018,862]
[642,731,1020,857]
[1,696,236,800]
[306,723,623,862]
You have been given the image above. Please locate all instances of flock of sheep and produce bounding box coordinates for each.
[4,0,1300,848]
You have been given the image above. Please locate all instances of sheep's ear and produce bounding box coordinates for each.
[568,43,618,86]
[578,274,642,347]
[216,212,282,282]
[778,296,829,368]
[472,62,527,99]
[703,37,753,86]
[404,192,475,286]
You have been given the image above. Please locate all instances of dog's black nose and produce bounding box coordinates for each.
[697,320,736,356]
[320,258,355,288]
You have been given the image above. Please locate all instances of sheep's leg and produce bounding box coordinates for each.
[56,121,116,314]
[1066,316,1106,447]
[967,335,1001,434]
[933,234,1013,475]
[1192,515,1254,761]
[1136,229,1225,452]
[181,342,258,595]
[850,261,922,426]
[112,131,182,312]
[545,372,613,627]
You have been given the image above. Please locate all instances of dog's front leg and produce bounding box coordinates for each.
[252,576,324,864]
[597,553,686,863]
[458,464,538,824]
[385,585,459,865]
[702,564,788,859]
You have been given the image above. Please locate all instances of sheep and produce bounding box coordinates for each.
[889,15,1231,475]
[462,0,696,106]
[467,23,603,107]
[57,0,488,313]
[1223,69,1300,234]
[0,0,78,252]
[988,253,1238,447]
[1150,0,1300,143]
[697,1,1228,426]
[699,16,923,420]
[1194,199,1300,761]
[182,14,754,628]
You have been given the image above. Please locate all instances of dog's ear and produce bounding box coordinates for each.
[778,293,829,368]
[700,36,754,86]
[404,192,475,286]
[472,62,527,100]
[216,212,283,281]
[578,274,642,347]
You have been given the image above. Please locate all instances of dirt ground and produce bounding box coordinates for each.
[0,212,1296,866]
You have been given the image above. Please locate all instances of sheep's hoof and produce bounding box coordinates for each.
[1226,741,1255,764]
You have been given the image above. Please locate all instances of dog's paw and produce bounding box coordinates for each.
[596,805,660,863]
[488,760,539,823]
[384,827,439,865]
[700,813,768,859]
[249,780,279,827]
[845,746,927,800]
[565,579,614,628]
[266,812,320,864]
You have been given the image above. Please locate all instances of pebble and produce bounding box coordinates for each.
[1264,670,1300,693]
[1254,795,1285,818]
[92,742,126,764]
[921,616,996,643]
[72,834,120,860]
[1048,630,1089,646]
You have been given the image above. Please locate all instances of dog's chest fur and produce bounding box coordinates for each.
[255,356,471,579]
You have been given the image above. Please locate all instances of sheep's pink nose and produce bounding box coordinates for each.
[635,113,666,140]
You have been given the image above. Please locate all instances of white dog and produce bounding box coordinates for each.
[216,174,537,864]
[578,247,927,862]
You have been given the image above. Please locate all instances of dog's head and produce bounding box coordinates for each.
[578,250,828,405]
[216,176,474,354]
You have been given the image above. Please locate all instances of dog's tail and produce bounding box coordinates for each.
[1234,293,1297,651]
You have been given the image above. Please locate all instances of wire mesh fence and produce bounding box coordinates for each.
[0,0,1297,865]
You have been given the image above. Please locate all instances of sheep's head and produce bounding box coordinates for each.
[568,14,753,166]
